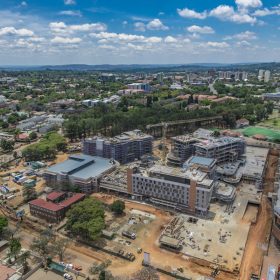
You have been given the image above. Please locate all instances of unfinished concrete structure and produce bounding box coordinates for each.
[194,137,246,164]
[167,129,246,166]
[83,130,153,164]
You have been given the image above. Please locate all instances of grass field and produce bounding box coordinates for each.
[237,126,280,141]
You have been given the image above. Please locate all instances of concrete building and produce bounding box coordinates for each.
[272,158,280,248]
[128,164,215,215]
[43,154,117,193]
[127,83,152,92]
[167,135,199,166]
[264,70,271,83]
[83,130,153,164]
[258,69,271,82]
[194,137,246,164]
[29,192,85,223]
[167,130,246,166]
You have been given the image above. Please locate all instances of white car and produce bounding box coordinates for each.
[63,273,73,280]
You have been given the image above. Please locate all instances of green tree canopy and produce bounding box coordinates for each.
[110,200,125,215]
[66,198,105,241]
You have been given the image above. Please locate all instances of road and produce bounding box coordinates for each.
[209,78,218,95]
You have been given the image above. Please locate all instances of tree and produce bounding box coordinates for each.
[30,232,54,268]
[131,267,160,280]
[66,198,105,241]
[89,260,113,280]
[52,238,69,261]
[29,131,37,141]
[23,186,37,203]
[8,238,21,261]
[18,250,31,273]
[110,200,125,215]
[0,216,8,237]
[0,139,14,152]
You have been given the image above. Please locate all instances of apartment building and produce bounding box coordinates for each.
[43,154,117,193]
[272,158,280,248]
[128,164,215,215]
[83,130,153,164]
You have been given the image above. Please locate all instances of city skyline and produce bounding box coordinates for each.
[0,0,280,65]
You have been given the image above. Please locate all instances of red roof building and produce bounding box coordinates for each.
[29,192,85,223]
[46,191,66,203]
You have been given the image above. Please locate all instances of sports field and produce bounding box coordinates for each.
[237,126,280,141]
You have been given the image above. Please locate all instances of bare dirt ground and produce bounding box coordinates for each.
[94,194,238,280]
[239,151,278,280]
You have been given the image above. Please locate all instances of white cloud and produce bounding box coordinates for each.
[91,32,162,45]
[236,40,251,46]
[187,25,215,34]
[59,10,82,17]
[209,5,257,24]
[225,31,257,40]
[146,36,162,43]
[253,8,280,16]
[51,36,81,44]
[20,1,27,7]
[0,27,34,37]
[164,36,177,43]
[206,41,229,48]
[134,19,168,32]
[235,0,262,8]
[49,22,107,34]
[177,8,207,19]
[146,19,169,30]
[134,22,146,32]
[64,0,76,5]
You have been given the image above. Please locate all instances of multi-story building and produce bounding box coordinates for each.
[167,135,199,166]
[128,164,215,215]
[194,137,246,164]
[264,70,271,83]
[127,83,152,92]
[43,154,117,193]
[83,130,153,164]
[258,69,271,82]
[167,130,246,166]
[29,192,85,223]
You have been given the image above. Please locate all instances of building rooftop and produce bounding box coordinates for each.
[243,146,268,179]
[147,164,213,187]
[46,154,115,180]
[46,191,65,201]
[60,193,85,208]
[187,156,216,168]
[85,130,152,144]
[29,198,64,212]
[194,136,244,150]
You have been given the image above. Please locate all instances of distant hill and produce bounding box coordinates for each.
[0,62,279,72]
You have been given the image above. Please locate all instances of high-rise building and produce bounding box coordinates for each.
[264,70,271,82]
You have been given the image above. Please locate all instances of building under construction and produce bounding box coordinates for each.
[83,130,153,164]
[167,130,246,166]
[128,163,215,215]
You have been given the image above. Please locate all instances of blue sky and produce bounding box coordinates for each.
[0,0,279,65]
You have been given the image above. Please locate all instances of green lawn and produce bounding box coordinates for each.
[237,126,280,141]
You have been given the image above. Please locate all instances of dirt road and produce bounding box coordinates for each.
[239,151,278,280]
